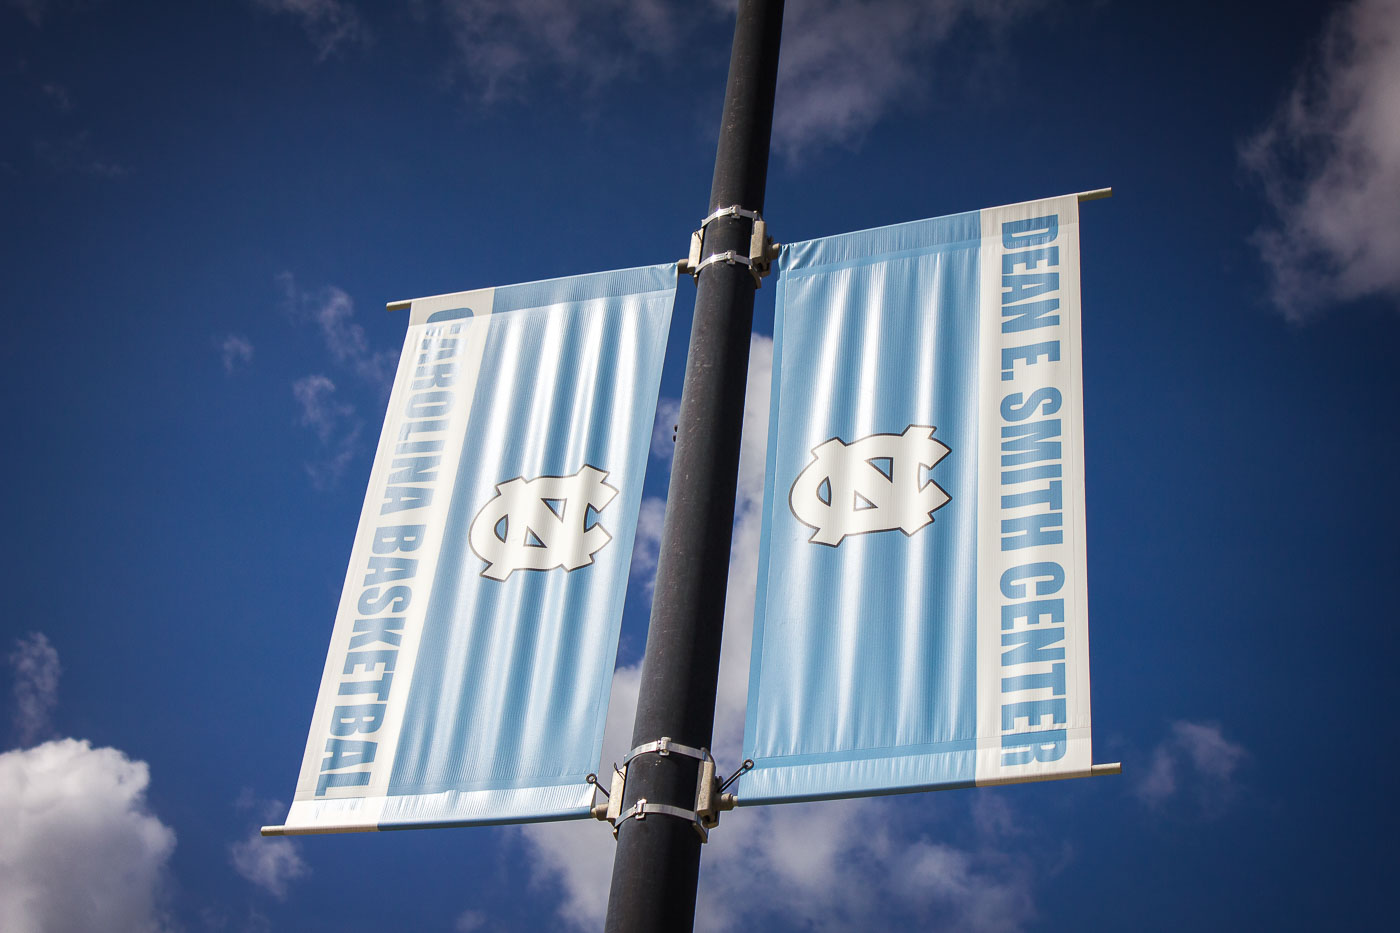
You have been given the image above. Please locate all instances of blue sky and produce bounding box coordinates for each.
[3,1,1398,931]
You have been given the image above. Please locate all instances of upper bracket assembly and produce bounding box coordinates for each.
[585,738,753,843]
[677,204,780,287]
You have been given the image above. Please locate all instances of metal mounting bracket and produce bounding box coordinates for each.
[693,250,752,275]
[613,798,710,843]
[701,204,762,227]
[677,204,780,286]
[623,736,711,766]
[586,744,751,843]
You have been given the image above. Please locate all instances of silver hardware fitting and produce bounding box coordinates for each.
[677,204,780,287]
[585,742,755,843]
[694,250,752,275]
[701,204,762,227]
[622,736,711,765]
[613,799,710,843]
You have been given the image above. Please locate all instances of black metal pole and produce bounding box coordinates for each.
[603,2,784,930]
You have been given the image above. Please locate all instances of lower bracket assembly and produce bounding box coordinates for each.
[585,739,754,843]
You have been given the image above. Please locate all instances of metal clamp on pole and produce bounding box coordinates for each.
[613,799,710,843]
[586,743,749,842]
[693,250,753,275]
[677,204,780,286]
[623,736,712,766]
[701,204,762,227]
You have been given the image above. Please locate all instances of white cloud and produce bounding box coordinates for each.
[33,131,126,177]
[41,82,72,111]
[1136,720,1247,808]
[292,374,362,488]
[773,0,1042,157]
[229,793,310,900]
[7,0,45,24]
[454,909,487,932]
[437,1,1040,154]
[694,798,1035,933]
[518,335,1036,931]
[8,632,60,747]
[1242,0,1400,320]
[234,786,291,824]
[734,335,772,512]
[710,334,771,761]
[292,374,352,442]
[309,288,368,371]
[525,793,1036,932]
[7,0,94,27]
[891,836,1035,932]
[1172,721,1248,784]
[628,495,668,593]
[230,832,309,900]
[649,396,681,462]
[304,432,361,488]
[279,273,391,489]
[441,0,680,101]
[971,791,1021,839]
[0,739,177,933]
[518,663,642,928]
[218,334,255,374]
[252,0,366,59]
[279,273,397,395]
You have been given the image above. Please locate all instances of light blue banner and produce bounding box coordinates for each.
[742,196,1093,805]
[276,264,674,833]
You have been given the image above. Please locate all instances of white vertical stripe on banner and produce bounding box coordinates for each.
[974,196,1093,786]
[287,289,494,830]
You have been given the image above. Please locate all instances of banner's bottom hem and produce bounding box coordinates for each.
[737,738,1110,806]
[265,784,596,835]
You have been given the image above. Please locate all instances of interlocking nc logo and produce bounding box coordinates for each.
[789,425,951,547]
[469,466,619,580]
